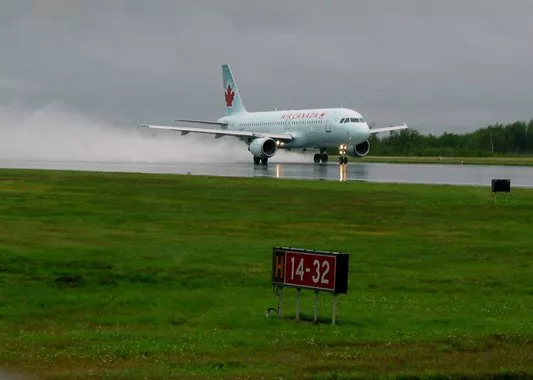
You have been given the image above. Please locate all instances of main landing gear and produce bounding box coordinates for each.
[253,157,268,165]
[313,148,328,164]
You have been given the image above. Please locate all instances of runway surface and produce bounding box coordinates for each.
[2,159,533,188]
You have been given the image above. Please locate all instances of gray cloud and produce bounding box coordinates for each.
[1,0,533,134]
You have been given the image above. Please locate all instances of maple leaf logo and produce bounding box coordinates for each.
[225,85,235,107]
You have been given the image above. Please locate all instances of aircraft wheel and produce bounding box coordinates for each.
[253,157,261,165]
[343,157,348,164]
[339,157,344,164]
[313,154,321,163]
[261,158,268,165]
[321,154,328,163]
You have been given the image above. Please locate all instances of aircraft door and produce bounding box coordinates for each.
[325,112,336,132]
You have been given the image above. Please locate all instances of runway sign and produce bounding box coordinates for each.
[271,247,349,294]
[492,179,511,193]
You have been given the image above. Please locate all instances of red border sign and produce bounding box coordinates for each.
[272,247,349,294]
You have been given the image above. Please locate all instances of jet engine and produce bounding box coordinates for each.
[248,137,277,159]
[348,140,370,157]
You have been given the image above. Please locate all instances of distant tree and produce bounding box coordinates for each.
[526,119,533,153]
[366,119,533,157]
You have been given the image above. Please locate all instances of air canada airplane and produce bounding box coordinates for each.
[139,64,408,164]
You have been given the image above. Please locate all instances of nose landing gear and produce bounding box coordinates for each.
[338,144,349,165]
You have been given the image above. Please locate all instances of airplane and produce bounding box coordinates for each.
[139,64,408,165]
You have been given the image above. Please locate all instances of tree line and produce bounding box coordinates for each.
[365,119,533,157]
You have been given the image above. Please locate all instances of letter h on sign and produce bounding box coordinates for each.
[272,249,285,284]
[275,256,284,278]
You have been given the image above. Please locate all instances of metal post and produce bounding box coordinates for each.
[313,291,319,323]
[295,288,301,321]
[332,294,337,325]
[278,286,283,318]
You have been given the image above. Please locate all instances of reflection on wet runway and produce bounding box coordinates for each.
[2,159,533,188]
[339,164,348,182]
[250,161,368,182]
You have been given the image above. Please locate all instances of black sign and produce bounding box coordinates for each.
[492,179,511,193]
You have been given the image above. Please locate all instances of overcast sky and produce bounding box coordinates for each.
[1,0,533,134]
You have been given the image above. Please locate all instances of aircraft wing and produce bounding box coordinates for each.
[138,124,294,141]
[369,122,408,134]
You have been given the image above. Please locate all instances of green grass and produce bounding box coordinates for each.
[354,155,533,166]
[1,169,533,379]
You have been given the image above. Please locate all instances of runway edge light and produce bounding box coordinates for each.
[269,246,349,325]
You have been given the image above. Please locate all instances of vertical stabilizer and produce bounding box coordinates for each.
[222,64,247,116]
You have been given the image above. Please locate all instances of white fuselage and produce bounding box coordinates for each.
[141,64,407,164]
[217,107,370,149]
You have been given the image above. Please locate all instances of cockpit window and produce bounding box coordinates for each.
[341,117,367,123]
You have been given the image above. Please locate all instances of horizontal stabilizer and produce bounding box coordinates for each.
[175,119,228,127]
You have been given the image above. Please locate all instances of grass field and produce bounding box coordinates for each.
[1,169,533,379]
[355,155,533,166]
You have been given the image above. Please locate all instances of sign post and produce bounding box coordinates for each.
[271,247,349,324]
[332,294,338,325]
[295,288,301,321]
[314,291,319,322]
[278,286,283,318]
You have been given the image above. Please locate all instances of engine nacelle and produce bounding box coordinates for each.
[348,140,370,157]
[248,137,277,159]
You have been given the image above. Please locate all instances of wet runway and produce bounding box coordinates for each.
[2,159,533,188]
